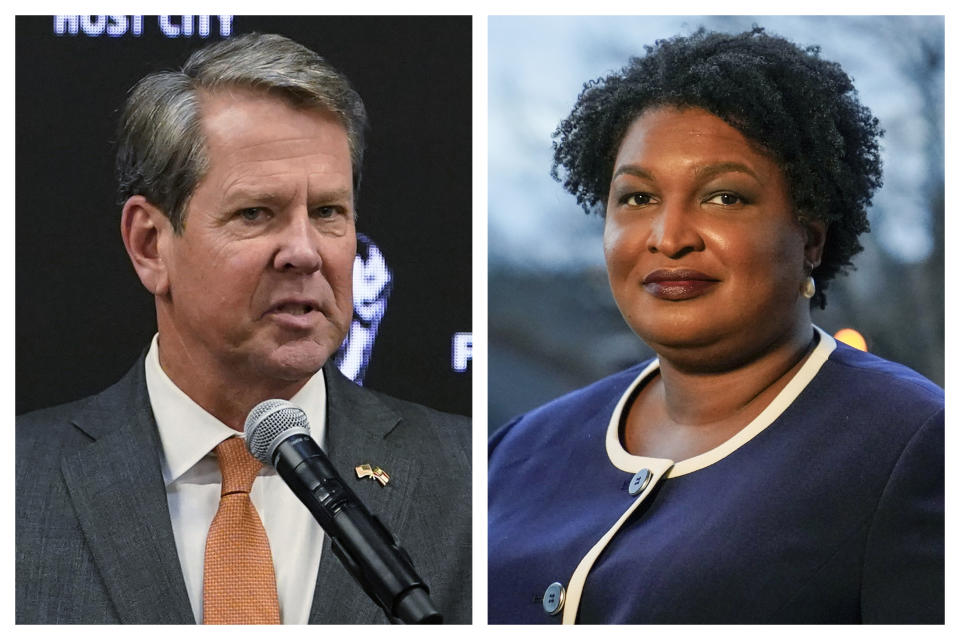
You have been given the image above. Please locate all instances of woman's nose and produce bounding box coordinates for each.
[646,202,705,258]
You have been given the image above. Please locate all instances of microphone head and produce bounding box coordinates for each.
[244,399,311,465]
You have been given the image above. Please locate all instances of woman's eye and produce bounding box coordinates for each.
[705,192,743,206]
[624,193,654,206]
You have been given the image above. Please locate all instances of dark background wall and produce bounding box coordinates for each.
[16,15,472,416]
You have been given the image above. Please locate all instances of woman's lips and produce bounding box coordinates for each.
[642,269,719,301]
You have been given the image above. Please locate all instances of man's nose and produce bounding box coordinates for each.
[646,200,705,258]
[273,211,322,273]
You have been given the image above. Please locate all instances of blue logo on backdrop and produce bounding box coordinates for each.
[452,333,472,372]
[335,234,394,385]
[332,234,471,383]
[53,15,234,38]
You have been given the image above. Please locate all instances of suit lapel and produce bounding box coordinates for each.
[308,364,420,624]
[59,360,194,624]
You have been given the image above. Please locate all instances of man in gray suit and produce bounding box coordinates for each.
[16,33,471,624]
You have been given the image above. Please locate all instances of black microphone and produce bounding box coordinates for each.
[243,399,442,624]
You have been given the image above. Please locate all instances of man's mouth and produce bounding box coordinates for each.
[273,303,316,316]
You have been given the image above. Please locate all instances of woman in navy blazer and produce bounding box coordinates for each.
[488,28,943,624]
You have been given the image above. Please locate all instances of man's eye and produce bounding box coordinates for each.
[624,193,654,206]
[237,207,268,221]
[312,206,340,219]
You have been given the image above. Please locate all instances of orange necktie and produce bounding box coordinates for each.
[202,437,281,624]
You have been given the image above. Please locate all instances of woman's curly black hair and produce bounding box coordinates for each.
[551,27,883,308]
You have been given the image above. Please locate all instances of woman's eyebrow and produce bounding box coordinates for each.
[611,164,655,181]
[693,161,761,182]
[611,162,761,183]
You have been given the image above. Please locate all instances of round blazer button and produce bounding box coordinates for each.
[629,468,652,495]
[542,582,565,615]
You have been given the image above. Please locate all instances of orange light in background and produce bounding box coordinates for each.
[834,328,867,352]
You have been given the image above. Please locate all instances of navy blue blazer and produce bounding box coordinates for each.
[488,336,943,624]
[17,358,472,624]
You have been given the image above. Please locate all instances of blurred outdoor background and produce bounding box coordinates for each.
[488,15,944,431]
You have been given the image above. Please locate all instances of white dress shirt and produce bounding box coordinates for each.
[144,334,326,624]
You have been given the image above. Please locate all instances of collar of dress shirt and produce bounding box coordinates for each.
[144,333,328,486]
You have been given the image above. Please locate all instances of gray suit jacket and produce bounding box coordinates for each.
[16,358,471,624]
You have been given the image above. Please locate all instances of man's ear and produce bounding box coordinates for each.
[120,196,173,296]
[801,216,828,271]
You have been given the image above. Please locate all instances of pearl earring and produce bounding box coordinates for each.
[801,275,816,299]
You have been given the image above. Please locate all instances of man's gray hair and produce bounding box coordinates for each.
[116,33,368,233]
